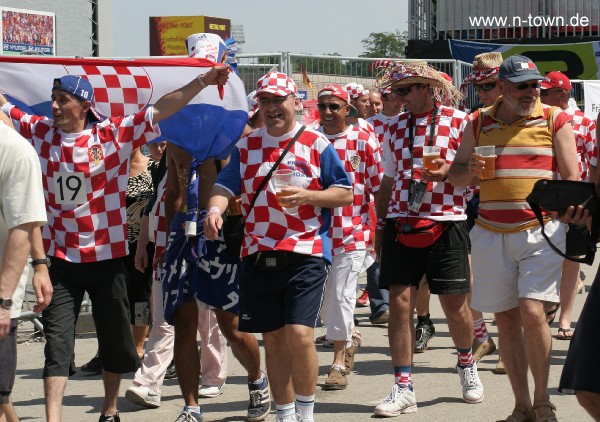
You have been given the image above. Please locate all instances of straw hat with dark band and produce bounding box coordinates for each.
[375,61,464,105]
[462,52,503,86]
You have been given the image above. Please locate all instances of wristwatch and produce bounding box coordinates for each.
[0,298,13,310]
[31,257,51,268]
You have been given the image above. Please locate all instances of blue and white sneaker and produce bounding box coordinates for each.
[174,409,204,422]
[247,373,271,421]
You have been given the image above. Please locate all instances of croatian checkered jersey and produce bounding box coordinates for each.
[565,106,597,182]
[354,118,377,140]
[215,123,352,262]
[3,103,160,262]
[382,104,468,220]
[367,112,397,145]
[319,126,383,256]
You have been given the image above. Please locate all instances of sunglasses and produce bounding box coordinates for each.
[514,82,541,90]
[540,89,566,96]
[317,103,347,112]
[474,83,497,92]
[258,95,291,107]
[392,84,420,96]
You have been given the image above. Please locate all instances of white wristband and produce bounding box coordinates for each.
[196,74,208,89]
[207,206,223,216]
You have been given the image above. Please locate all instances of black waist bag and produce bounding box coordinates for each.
[526,179,599,265]
[222,211,244,258]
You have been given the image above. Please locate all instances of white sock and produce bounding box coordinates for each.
[276,402,296,420]
[295,394,315,421]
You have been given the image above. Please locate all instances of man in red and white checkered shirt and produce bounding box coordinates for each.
[367,87,405,146]
[0,65,230,422]
[372,62,484,417]
[315,84,382,391]
[540,70,597,342]
[204,72,352,422]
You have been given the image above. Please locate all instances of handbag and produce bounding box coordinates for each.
[221,126,306,258]
[395,218,447,248]
[526,179,599,265]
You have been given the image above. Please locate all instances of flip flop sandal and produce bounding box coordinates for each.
[556,327,573,340]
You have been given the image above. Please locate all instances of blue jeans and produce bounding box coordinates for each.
[366,262,389,317]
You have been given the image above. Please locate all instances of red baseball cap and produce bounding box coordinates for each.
[318,84,357,115]
[541,71,572,91]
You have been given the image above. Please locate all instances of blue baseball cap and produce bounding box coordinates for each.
[52,75,102,122]
[498,55,544,83]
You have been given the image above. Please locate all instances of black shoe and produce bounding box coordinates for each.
[414,319,435,353]
[164,359,177,379]
[99,411,120,422]
[81,356,102,375]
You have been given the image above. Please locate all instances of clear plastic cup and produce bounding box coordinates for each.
[422,145,441,171]
[474,145,496,180]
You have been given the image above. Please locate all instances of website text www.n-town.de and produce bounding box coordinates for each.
[468,13,590,28]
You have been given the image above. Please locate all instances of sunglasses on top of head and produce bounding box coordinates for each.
[514,82,541,90]
[317,103,347,112]
[474,83,497,92]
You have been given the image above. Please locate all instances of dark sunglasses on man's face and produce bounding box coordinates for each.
[540,89,566,96]
[474,83,497,92]
[515,82,541,90]
[392,84,419,96]
[317,103,346,112]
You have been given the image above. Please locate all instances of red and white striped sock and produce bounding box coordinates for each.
[394,366,413,388]
[457,348,474,367]
[473,317,489,343]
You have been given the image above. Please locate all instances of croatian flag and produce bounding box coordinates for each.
[0,55,248,160]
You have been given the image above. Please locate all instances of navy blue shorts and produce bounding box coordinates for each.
[379,219,471,295]
[238,254,329,333]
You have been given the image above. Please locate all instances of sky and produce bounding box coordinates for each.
[111,0,409,58]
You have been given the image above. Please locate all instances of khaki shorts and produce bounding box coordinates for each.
[470,220,564,313]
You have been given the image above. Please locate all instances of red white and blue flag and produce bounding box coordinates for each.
[0,55,248,160]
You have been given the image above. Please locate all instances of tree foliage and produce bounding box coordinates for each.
[360,30,407,58]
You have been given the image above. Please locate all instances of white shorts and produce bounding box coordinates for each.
[320,249,366,344]
[470,220,564,313]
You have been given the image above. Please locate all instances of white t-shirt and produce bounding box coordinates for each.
[0,123,47,318]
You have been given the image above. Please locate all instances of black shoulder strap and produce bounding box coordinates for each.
[529,201,598,265]
[247,125,306,213]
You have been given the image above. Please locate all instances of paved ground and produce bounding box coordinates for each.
[12,262,597,422]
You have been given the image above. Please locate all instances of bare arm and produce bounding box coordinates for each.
[152,66,230,125]
[0,92,8,107]
[554,123,580,181]
[281,185,352,209]
[374,175,394,260]
[30,226,52,313]
[447,120,481,187]
[134,215,151,272]
[0,223,35,338]
[0,110,13,128]
[204,186,234,240]
[589,165,597,186]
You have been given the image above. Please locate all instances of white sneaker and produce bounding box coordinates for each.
[373,384,417,417]
[125,385,161,408]
[198,383,224,398]
[456,363,484,403]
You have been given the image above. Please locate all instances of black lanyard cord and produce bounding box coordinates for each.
[408,103,439,182]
